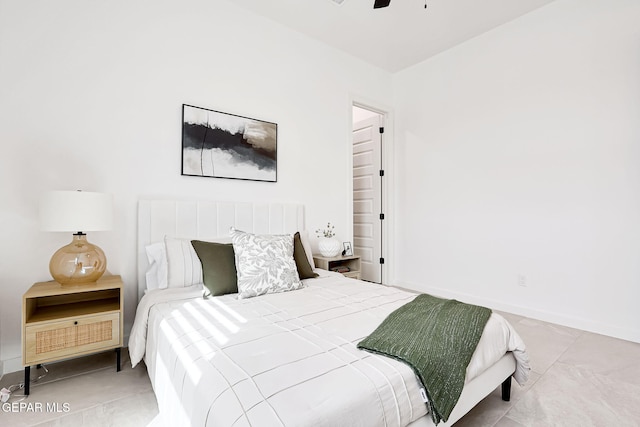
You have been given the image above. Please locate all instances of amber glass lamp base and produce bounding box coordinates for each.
[49,233,107,285]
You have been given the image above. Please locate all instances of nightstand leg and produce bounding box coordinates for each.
[116,348,121,372]
[24,366,30,396]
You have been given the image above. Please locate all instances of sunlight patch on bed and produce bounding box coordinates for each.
[209,298,247,323]
[193,298,242,334]
[160,316,205,385]
[182,302,231,345]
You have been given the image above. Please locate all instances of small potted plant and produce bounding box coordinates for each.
[316,222,341,257]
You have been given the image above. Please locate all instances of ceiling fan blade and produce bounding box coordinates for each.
[373,0,390,9]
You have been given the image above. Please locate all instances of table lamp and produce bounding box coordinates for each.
[40,190,114,285]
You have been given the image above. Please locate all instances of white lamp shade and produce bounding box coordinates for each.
[40,190,114,232]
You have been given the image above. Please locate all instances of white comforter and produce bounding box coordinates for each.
[129,271,529,427]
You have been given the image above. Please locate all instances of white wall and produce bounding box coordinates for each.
[393,0,640,343]
[0,0,393,373]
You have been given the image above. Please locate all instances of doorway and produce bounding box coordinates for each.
[352,105,385,283]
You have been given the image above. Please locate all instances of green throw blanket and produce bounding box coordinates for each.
[357,294,491,425]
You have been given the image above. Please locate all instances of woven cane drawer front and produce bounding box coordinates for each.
[24,312,120,364]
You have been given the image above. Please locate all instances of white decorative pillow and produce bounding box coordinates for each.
[145,242,168,290]
[230,228,303,299]
[164,237,203,288]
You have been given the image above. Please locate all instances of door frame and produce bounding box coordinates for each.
[347,96,395,286]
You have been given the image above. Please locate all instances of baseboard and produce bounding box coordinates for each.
[2,356,22,375]
[394,281,640,344]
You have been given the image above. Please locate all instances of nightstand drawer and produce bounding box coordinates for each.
[24,312,120,364]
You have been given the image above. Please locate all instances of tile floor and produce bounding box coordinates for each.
[1,313,639,426]
[452,311,640,427]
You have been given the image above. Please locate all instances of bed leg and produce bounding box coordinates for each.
[501,376,512,402]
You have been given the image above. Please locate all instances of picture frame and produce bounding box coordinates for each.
[342,241,353,256]
[181,104,277,182]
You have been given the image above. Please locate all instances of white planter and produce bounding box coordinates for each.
[318,237,341,257]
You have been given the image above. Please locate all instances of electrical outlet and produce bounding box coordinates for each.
[517,274,527,287]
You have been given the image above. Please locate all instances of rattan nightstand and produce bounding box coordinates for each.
[21,275,123,395]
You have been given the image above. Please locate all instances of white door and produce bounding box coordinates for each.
[352,115,382,283]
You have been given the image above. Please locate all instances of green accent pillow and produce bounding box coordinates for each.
[294,232,318,280]
[191,240,238,296]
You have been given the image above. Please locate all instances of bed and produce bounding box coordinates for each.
[130,200,529,426]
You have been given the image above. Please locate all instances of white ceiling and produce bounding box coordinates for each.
[232,0,555,73]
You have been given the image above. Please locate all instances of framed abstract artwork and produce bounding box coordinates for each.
[181,104,277,182]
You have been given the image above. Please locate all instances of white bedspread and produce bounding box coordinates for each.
[129,271,529,427]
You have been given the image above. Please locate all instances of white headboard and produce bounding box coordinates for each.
[137,200,305,300]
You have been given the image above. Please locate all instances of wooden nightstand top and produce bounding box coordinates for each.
[25,275,123,298]
[313,254,360,262]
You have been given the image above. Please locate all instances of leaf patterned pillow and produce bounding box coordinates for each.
[230,228,303,299]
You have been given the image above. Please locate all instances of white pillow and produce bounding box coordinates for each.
[299,230,315,269]
[145,263,159,291]
[145,242,168,290]
[161,236,233,289]
[230,228,303,299]
[164,237,204,288]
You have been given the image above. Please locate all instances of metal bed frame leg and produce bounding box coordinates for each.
[501,376,512,402]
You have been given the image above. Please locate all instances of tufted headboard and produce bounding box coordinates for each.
[137,200,305,300]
